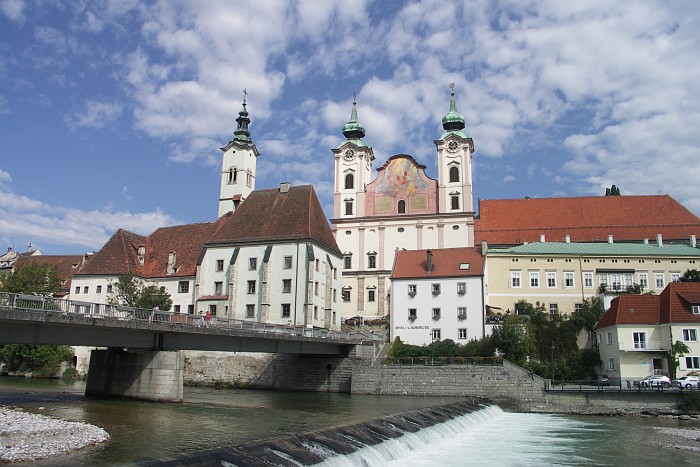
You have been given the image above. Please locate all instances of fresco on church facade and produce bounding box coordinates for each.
[376,158,429,197]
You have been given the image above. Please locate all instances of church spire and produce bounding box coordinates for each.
[342,94,366,140]
[441,83,466,131]
[232,89,253,145]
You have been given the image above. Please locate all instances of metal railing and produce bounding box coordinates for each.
[0,292,369,342]
[545,379,685,392]
[618,340,668,351]
[383,356,503,366]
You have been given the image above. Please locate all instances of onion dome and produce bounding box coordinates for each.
[441,83,465,131]
[233,91,252,145]
[342,94,366,140]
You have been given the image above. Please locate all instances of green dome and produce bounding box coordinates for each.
[442,84,465,131]
[342,96,366,140]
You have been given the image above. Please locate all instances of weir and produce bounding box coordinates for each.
[144,399,490,466]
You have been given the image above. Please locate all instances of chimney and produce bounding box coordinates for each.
[608,235,613,244]
[656,234,663,247]
[481,240,488,256]
[643,238,649,245]
[565,234,571,244]
[426,250,433,273]
[691,235,697,248]
[279,182,291,193]
[540,234,546,243]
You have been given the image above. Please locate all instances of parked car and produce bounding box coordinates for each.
[675,376,700,389]
[596,375,610,386]
[636,375,671,388]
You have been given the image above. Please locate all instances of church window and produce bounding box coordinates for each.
[368,254,377,269]
[344,173,354,190]
[343,255,352,269]
[398,199,406,213]
[228,168,238,184]
[345,200,353,215]
[451,195,460,210]
[368,290,375,302]
[449,166,460,183]
[246,170,252,187]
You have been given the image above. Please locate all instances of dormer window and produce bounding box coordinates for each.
[693,305,700,315]
[167,251,177,275]
[137,245,145,266]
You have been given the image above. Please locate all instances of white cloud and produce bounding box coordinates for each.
[68,100,123,129]
[0,0,25,22]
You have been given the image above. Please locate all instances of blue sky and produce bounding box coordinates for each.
[1,0,699,255]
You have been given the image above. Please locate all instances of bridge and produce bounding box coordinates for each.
[0,293,380,401]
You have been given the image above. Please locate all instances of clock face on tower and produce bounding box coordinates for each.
[447,141,459,153]
[343,149,355,161]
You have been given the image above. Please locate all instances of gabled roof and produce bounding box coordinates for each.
[391,247,484,280]
[207,185,341,255]
[14,254,87,293]
[597,282,700,329]
[78,229,147,276]
[476,195,700,245]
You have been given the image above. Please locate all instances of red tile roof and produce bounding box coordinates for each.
[391,247,484,279]
[208,185,341,254]
[597,282,700,329]
[476,195,700,245]
[14,254,87,292]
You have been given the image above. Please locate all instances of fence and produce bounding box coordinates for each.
[544,379,693,392]
[383,356,503,366]
[0,292,371,342]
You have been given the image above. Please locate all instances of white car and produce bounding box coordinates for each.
[675,376,700,389]
[637,375,671,388]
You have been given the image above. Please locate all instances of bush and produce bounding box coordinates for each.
[62,367,81,380]
[0,344,74,378]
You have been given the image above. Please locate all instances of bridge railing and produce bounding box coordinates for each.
[383,356,504,366]
[0,292,368,341]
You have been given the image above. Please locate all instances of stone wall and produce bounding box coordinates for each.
[183,351,276,388]
[541,390,682,414]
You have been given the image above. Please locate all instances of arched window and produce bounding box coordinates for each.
[398,199,406,214]
[449,166,460,183]
[344,173,354,190]
[345,200,353,215]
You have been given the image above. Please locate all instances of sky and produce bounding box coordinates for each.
[1,0,699,256]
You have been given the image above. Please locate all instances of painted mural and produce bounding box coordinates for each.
[376,158,429,197]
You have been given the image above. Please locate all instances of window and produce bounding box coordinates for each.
[216,259,224,272]
[458,328,467,339]
[187,304,194,314]
[283,279,292,293]
[607,357,615,371]
[693,305,700,315]
[546,272,556,288]
[178,281,190,293]
[74,286,80,294]
[638,273,648,289]
[408,284,417,295]
[368,254,377,269]
[344,173,354,189]
[314,306,318,320]
[564,272,574,288]
[368,290,375,302]
[96,285,102,294]
[457,282,466,294]
[574,303,583,313]
[333,289,337,302]
[315,259,319,272]
[107,284,113,294]
[449,166,460,182]
[671,272,681,282]
[282,304,291,318]
[247,280,256,294]
[314,281,319,296]
[209,304,217,315]
[246,304,255,318]
[686,357,700,369]
[549,303,558,316]
[633,331,647,349]
[529,271,539,288]
[345,200,353,215]
[344,255,352,269]
[214,281,223,295]
[409,308,417,320]
[249,257,257,270]
[451,195,460,210]
[458,306,466,318]
[510,271,522,288]
[584,272,593,289]
[610,274,621,292]
[432,308,441,319]
[607,332,613,345]
[398,200,406,214]
[655,273,664,289]
[432,283,441,295]
[683,329,698,342]
[342,290,351,302]
[284,256,293,269]
[174,305,180,313]
[83,286,89,294]
[432,329,441,340]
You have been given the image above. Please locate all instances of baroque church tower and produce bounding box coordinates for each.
[219,93,260,217]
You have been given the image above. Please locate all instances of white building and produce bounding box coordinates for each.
[332,86,475,320]
[390,247,485,346]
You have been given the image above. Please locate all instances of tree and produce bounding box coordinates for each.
[666,340,692,380]
[0,262,61,295]
[680,269,700,282]
[108,273,172,310]
[490,316,531,364]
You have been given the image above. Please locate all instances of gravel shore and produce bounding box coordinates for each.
[0,406,109,463]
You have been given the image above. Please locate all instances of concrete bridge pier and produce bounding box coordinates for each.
[85,349,184,402]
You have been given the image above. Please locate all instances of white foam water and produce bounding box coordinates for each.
[314,405,603,466]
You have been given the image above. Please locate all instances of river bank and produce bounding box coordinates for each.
[0,406,109,463]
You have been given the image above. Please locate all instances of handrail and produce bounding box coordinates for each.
[0,292,367,342]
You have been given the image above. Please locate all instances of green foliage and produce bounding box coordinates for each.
[62,367,81,380]
[0,262,61,295]
[386,336,496,360]
[680,269,700,282]
[461,336,496,358]
[490,316,531,364]
[0,344,74,378]
[666,340,692,380]
[108,273,172,310]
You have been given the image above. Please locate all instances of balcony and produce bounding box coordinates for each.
[598,284,643,295]
[618,340,668,352]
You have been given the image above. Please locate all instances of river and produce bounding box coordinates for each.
[1,377,700,466]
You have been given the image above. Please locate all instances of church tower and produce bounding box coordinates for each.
[331,96,374,219]
[219,93,260,217]
[434,84,474,215]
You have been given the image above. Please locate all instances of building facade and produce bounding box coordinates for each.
[332,87,475,320]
